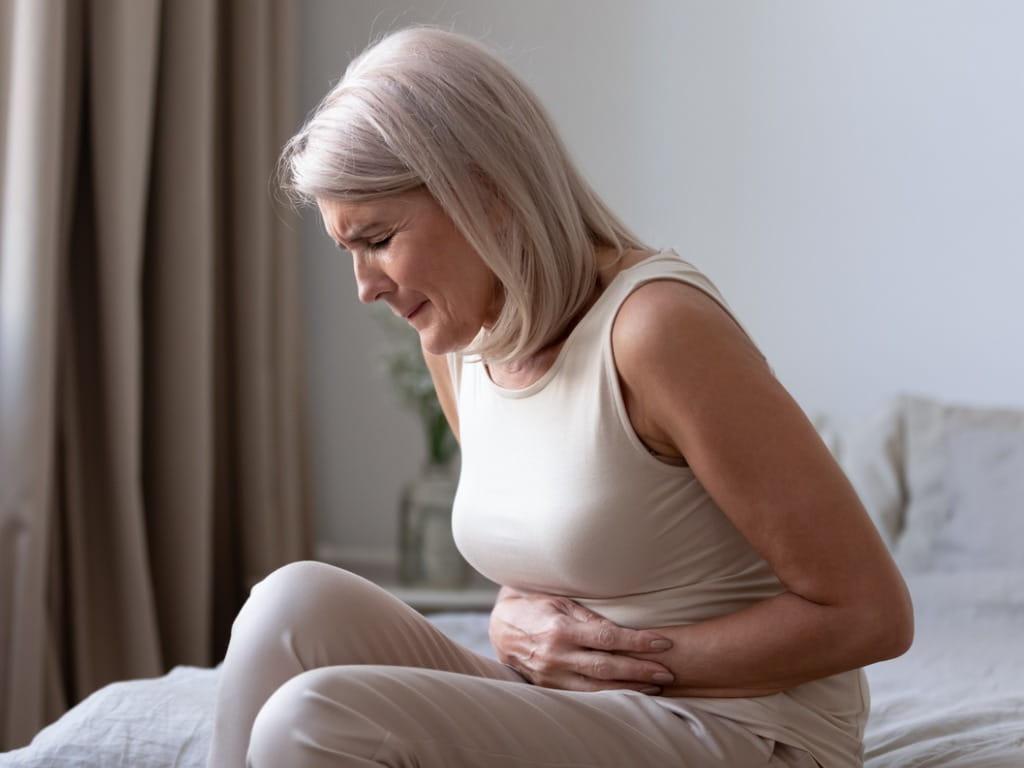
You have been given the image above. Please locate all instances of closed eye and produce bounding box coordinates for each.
[368,235,393,252]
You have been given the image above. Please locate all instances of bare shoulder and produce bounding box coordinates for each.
[611,278,768,389]
[609,278,775,464]
[611,277,907,623]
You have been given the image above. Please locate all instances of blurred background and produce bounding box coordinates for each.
[2,0,1022,751]
[300,0,1024,578]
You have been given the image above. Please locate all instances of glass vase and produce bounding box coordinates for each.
[398,462,469,588]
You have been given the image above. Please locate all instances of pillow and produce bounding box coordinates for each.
[923,427,1024,570]
[810,412,842,460]
[896,396,1024,571]
[841,396,910,548]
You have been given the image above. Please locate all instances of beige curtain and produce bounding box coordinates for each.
[0,0,312,750]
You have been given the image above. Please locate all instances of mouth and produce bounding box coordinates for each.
[403,301,427,321]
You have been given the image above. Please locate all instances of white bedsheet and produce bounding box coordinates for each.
[0,665,219,768]
[864,567,1024,767]
[3,569,1022,767]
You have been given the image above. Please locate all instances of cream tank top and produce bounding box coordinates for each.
[448,251,868,767]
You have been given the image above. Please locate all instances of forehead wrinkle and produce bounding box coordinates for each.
[320,193,416,249]
[320,203,376,249]
[341,221,383,245]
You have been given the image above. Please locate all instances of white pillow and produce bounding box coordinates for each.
[842,396,910,549]
[896,396,1024,571]
[927,427,1024,570]
[810,411,842,459]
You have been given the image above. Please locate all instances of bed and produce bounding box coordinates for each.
[3,394,1022,767]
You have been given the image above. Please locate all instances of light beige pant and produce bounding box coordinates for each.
[206,561,816,768]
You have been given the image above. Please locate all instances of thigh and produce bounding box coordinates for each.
[249,665,776,768]
[209,562,518,768]
[228,561,512,676]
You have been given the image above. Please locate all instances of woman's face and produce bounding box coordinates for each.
[318,189,502,355]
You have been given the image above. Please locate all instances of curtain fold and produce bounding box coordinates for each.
[61,0,165,701]
[0,0,68,747]
[0,0,312,750]
[144,0,220,671]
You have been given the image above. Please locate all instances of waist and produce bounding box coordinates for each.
[659,669,869,768]
[565,573,786,629]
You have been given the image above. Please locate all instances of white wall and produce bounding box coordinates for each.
[297,1,1024,569]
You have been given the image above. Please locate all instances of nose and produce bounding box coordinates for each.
[352,252,395,304]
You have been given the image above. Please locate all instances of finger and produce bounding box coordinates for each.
[568,619,674,655]
[567,650,675,687]
[566,601,606,623]
[554,601,674,654]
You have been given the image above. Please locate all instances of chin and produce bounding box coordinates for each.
[417,330,450,356]
[419,327,474,357]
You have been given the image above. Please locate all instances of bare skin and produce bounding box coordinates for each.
[318,191,503,356]
[327,190,913,697]
[425,253,913,698]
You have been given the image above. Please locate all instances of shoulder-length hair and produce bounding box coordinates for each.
[280,26,648,363]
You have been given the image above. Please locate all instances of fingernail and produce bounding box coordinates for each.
[641,686,661,695]
[652,672,674,684]
[649,639,672,651]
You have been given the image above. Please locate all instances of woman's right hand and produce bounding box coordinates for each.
[488,587,676,693]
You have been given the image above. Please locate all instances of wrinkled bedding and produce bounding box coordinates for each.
[3,569,1022,767]
[0,665,219,768]
[864,568,1024,767]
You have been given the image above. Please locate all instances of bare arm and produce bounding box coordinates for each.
[423,344,681,690]
[421,344,460,443]
[425,344,677,692]
[489,280,913,697]
[611,280,913,696]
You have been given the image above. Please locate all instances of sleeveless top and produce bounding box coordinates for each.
[448,251,868,767]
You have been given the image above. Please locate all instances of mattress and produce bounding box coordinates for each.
[2,568,1022,767]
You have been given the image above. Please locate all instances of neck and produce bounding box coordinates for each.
[489,275,601,383]
[488,247,654,385]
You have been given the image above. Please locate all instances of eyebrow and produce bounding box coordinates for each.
[336,221,384,249]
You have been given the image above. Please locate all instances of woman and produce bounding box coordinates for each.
[207,26,912,768]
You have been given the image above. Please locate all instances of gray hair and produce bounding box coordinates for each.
[281,26,648,363]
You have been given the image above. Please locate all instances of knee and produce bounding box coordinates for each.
[253,559,363,600]
[234,561,373,631]
[246,676,304,766]
[247,668,394,767]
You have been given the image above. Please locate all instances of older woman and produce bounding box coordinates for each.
[206,26,912,768]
